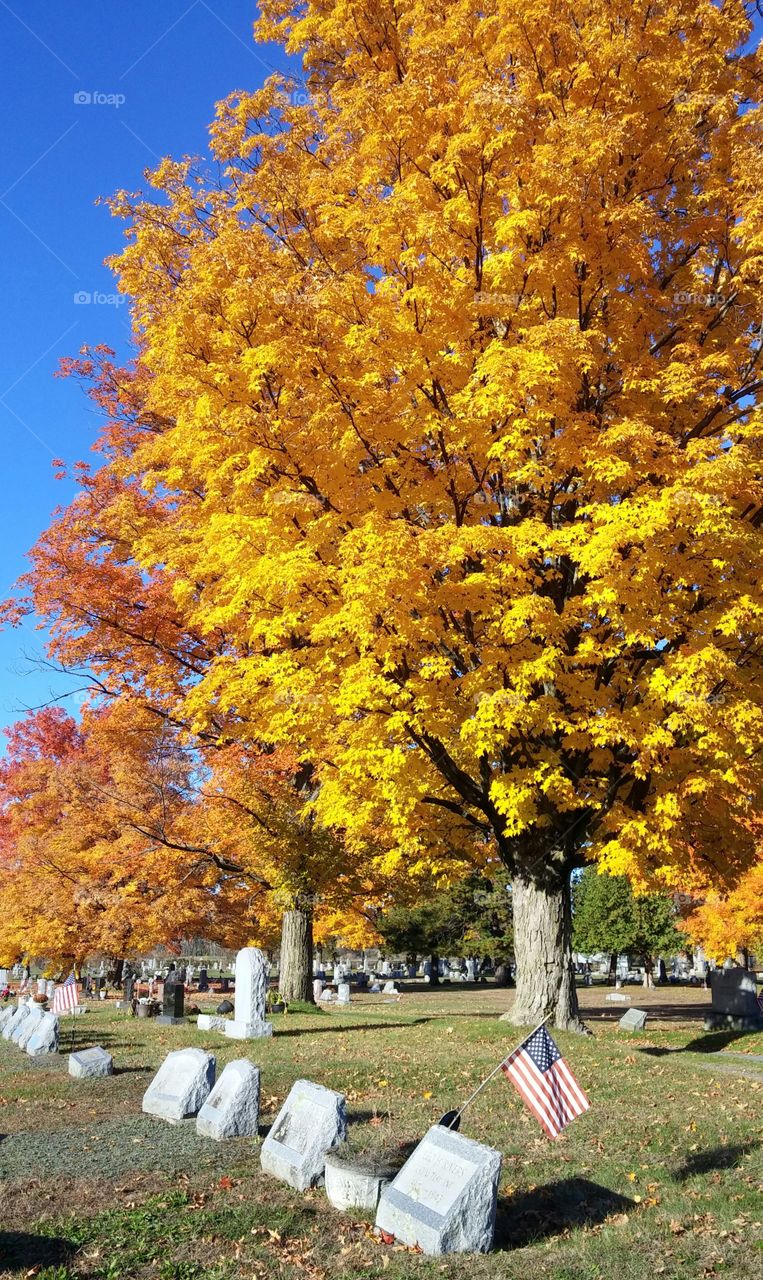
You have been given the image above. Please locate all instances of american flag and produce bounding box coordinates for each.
[52,973,79,1015]
[502,1024,590,1139]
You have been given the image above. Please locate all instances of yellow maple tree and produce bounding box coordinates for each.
[10,0,763,1027]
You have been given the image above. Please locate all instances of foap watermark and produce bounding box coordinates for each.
[74,290,128,308]
[673,289,728,308]
[474,290,522,310]
[74,90,126,109]
[670,488,724,509]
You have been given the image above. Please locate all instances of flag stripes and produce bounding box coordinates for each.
[52,972,79,1015]
[501,1024,590,1139]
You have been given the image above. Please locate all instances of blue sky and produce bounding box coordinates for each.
[0,2,291,730]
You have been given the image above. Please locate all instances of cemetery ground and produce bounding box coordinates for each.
[0,986,762,1280]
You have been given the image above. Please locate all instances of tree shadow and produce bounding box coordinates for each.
[0,1231,73,1269]
[673,1141,761,1182]
[639,1030,754,1058]
[275,1019,430,1037]
[496,1178,636,1249]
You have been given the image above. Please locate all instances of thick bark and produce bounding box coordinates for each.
[501,872,588,1033]
[429,952,440,985]
[279,908,314,1003]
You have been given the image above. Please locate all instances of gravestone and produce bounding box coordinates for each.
[197,1013,228,1033]
[3,1000,30,1041]
[260,1078,347,1190]
[320,988,335,1002]
[26,1011,59,1056]
[36,978,46,996]
[197,968,209,992]
[376,1125,501,1255]
[605,993,629,1003]
[123,974,135,1004]
[196,1058,260,1140]
[142,1048,216,1122]
[0,1003,17,1032]
[224,947,273,1040]
[382,981,399,995]
[69,1046,113,1079]
[619,1008,648,1032]
[46,980,56,999]
[158,973,185,1025]
[313,979,324,1002]
[16,1003,45,1049]
[337,983,351,1005]
[705,967,763,1031]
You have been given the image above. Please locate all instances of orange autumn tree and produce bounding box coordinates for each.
[687,840,763,965]
[11,0,763,1028]
[0,703,253,972]
[7,345,477,998]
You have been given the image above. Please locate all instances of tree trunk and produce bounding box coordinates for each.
[501,872,587,1033]
[642,957,655,988]
[279,908,314,1003]
[429,952,440,985]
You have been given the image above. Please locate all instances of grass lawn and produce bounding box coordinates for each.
[1,984,762,1279]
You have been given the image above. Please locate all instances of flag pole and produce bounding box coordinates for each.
[445,1016,551,1129]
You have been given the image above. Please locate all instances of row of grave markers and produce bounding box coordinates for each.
[139,1047,499,1255]
[0,996,61,1055]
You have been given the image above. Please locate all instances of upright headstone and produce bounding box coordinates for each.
[69,1046,113,1079]
[26,1011,59,1056]
[376,1125,501,1255]
[158,972,185,1025]
[123,973,135,1005]
[197,968,209,992]
[142,1048,216,1122]
[704,967,763,1030]
[313,979,324,1003]
[16,1003,45,1048]
[46,979,56,999]
[36,978,46,996]
[0,1003,17,1032]
[3,1000,31,1041]
[196,1059,260,1140]
[260,1078,347,1190]
[224,947,273,1040]
[337,982,351,1005]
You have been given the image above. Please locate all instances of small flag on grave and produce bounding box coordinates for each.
[52,972,79,1015]
[501,1023,590,1139]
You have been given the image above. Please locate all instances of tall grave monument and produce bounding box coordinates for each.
[224,947,273,1040]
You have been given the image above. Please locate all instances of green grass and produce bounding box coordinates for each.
[0,986,762,1279]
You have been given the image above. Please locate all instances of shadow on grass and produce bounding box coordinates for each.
[639,1030,754,1057]
[673,1140,761,1182]
[0,1231,73,1269]
[496,1178,636,1249]
[275,1019,431,1037]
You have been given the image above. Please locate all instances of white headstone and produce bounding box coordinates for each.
[36,978,46,995]
[69,1046,113,1079]
[16,1003,45,1048]
[46,979,56,999]
[260,1078,347,1190]
[224,947,273,1040]
[337,983,351,1005]
[142,1048,216,1122]
[382,981,399,995]
[0,1003,16,1032]
[26,1011,59,1056]
[313,979,324,1002]
[3,1000,31,1041]
[605,993,629,1003]
[376,1125,501,1254]
[196,1059,260,1140]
